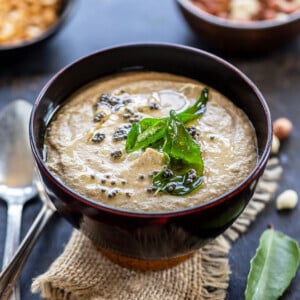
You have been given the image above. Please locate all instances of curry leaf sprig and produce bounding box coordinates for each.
[152,110,204,195]
[125,88,209,195]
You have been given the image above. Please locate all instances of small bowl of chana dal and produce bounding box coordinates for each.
[0,0,74,54]
[176,0,300,54]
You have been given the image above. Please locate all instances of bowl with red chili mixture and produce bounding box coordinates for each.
[176,0,300,54]
[30,43,272,270]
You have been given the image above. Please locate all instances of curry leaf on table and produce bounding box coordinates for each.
[245,228,300,300]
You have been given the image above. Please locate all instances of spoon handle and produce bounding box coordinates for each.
[3,202,23,300]
[3,202,23,267]
[0,204,55,300]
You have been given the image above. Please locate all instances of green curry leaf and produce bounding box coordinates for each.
[126,119,166,153]
[125,88,209,195]
[125,123,141,153]
[163,110,203,173]
[125,88,209,153]
[139,117,166,131]
[153,110,204,195]
[177,87,209,123]
[245,228,300,300]
[153,169,204,196]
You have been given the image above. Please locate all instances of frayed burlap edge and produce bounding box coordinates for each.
[31,157,282,300]
[224,157,282,242]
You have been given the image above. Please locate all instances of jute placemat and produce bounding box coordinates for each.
[32,157,282,300]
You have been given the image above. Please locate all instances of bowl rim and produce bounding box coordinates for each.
[0,0,75,52]
[176,0,300,30]
[30,42,272,218]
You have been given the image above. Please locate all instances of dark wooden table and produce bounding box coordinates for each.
[0,1,299,299]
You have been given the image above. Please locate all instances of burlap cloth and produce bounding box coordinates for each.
[31,157,282,300]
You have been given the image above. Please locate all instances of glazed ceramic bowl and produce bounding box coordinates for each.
[30,43,271,270]
[0,0,74,56]
[176,0,300,54]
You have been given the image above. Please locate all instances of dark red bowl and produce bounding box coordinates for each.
[30,43,271,268]
[176,0,300,54]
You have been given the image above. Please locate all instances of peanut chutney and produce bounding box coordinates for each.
[45,72,258,212]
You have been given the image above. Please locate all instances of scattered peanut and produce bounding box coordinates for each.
[273,117,293,140]
[276,189,298,210]
[271,134,280,154]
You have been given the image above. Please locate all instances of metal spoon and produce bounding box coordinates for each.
[0,100,56,300]
[0,100,37,300]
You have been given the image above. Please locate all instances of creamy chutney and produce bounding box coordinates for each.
[45,72,258,212]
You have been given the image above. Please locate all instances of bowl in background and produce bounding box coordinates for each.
[0,0,74,56]
[176,0,300,55]
[30,43,272,270]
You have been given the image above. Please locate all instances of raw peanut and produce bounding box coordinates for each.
[267,0,279,9]
[276,189,298,210]
[294,0,300,10]
[200,0,230,14]
[273,0,297,13]
[192,2,208,13]
[229,0,261,21]
[273,117,292,140]
[271,134,280,154]
[262,8,277,19]
[191,0,300,21]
